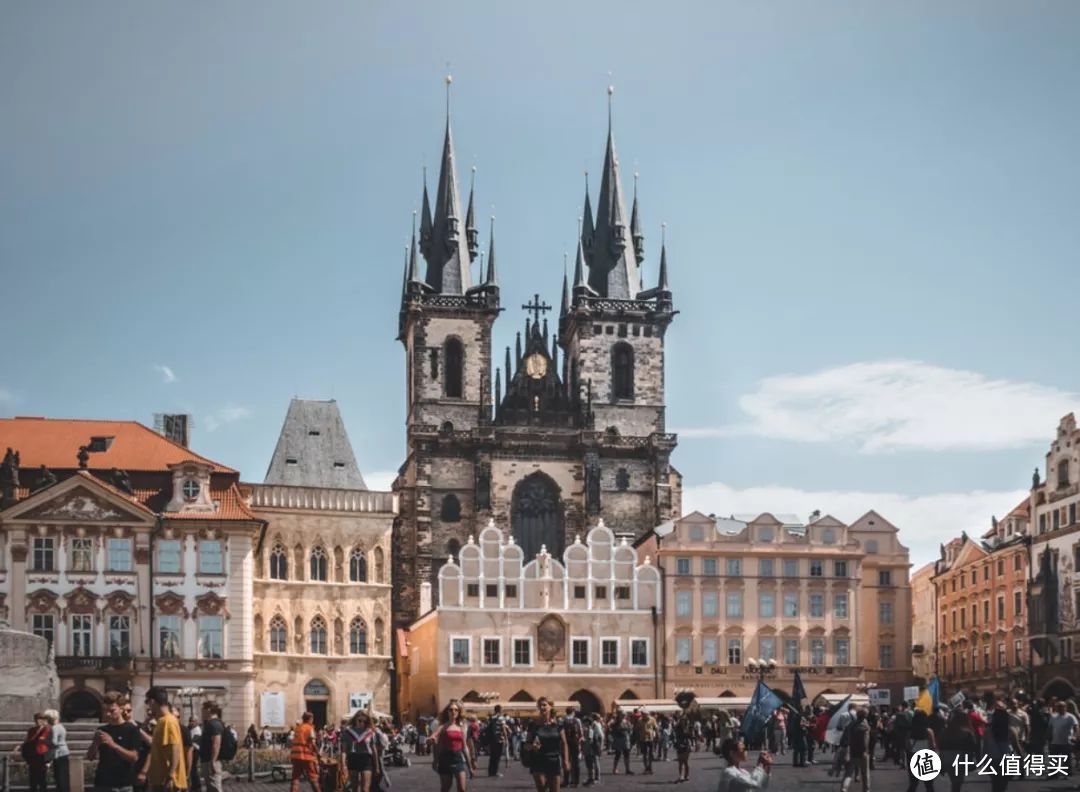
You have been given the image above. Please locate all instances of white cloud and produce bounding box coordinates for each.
[154,365,177,384]
[0,387,13,404]
[678,360,1077,453]
[203,405,251,432]
[363,470,398,492]
[683,479,1028,567]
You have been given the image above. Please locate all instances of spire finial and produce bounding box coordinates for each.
[662,221,667,245]
[607,82,614,131]
[445,71,453,119]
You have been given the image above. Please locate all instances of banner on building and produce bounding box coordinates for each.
[869,689,891,707]
[261,691,286,728]
[903,686,919,702]
[349,692,372,715]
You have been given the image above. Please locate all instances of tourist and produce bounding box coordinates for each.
[466,716,480,774]
[581,715,603,786]
[1048,701,1078,774]
[840,709,871,792]
[790,708,809,768]
[172,708,194,792]
[88,692,142,792]
[524,697,569,792]
[608,712,632,775]
[42,710,69,792]
[1006,700,1028,758]
[673,715,692,784]
[560,707,583,786]
[198,702,225,792]
[288,712,321,792]
[639,710,657,775]
[940,709,978,792]
[144,687,187,792]
[486,705,509,778]
[905,705,937,792]
[986,701,1012,792]
[429,700,470,792]
[21,713,51,792]
[717,737,772,792]
[342,711,383,792]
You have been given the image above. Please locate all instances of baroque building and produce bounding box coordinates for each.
[0,417,264,726]
[248,400,395,727]
[392,89,681,628]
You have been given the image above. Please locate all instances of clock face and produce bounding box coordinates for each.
[525,353,548,379]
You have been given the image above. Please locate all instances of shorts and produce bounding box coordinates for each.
[290,759,318,783]
[346,754,374,773]
[436,751,468,775]
[531,757,563,777]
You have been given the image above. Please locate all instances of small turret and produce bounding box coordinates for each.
[465,167,479,262]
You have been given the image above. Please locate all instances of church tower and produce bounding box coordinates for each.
[392,84,679,628]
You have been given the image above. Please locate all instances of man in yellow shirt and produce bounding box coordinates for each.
[145,687,188,792]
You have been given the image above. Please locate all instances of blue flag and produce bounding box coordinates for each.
[792,670,808,703]
[740,680,783,745]
[928,676,940,709]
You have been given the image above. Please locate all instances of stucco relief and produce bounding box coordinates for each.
[195,591,229,618]
[155,591,188,618]
[26,489,135,522]
[537,614,566,661]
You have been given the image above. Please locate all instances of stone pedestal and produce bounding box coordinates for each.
[0,628,60,721]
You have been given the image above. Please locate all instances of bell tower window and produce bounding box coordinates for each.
[444,338,464,398]
[612,342,634,401]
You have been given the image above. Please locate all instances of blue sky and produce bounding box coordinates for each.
[3,1,1079,566]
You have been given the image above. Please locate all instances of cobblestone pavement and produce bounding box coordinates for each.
[224,751,1080,792]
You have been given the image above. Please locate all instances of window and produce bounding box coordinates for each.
[630,638,649,667]
[71,537,94,572]
[451,637,470,666]
[689,524,704,541]
[759,527,774,542]
[268,616,287,653]
[483,638,502,666]
[878,570,892,586]
[759,559,774,577]
[960,654,967,674]
[971,569,977,585]
[703,558,718,576]
[157,539,181,574]
[983,645,990,671]
[676,558,691,576]
[160,614,182,658]
[571,638,590,666]
[506,584,519,599]
[971,603,977,625]
[727,638,742,665]
[71,614,92,657]
[759,637,776,662]
[703,638,718,665]
[834,593,849,618]
[810,593,824,618]
[983,600,990,623]
[834,560,848,578]
[760,592,775,618]
[444,338,464,398]
[1072,503,1078,525]
[600,638,619,667]
[309,617,327,655]
[595,585,607,600]
[726,591,743,618]
[879,644,894,669]
[440,494,461,522]
[1059,459,1071,488]
[573,585,585,599]
[783,592,799,617]
[702,591,718,618]
[32,537,54,572]
[676,637,692,665]
[784,638,799,665]
[467,583,480,598]
[108,615,130,657]
[879,601,893,624]
[269,544,288,580]
[984,565,990,581]
[835,638,850,665]
[107,538,132,572]
[612,342,634,400]
[810,560,823,577]
[726,558,742,577]
[1014,591,1023,616]
[676,591,692,617]
[1039,514,1047,534]
[429,348,439,379]
[865,540,879,554]
[783,559,798,577]
[960,608,966,628]
[998,643,1006,668]
[822,528,836,545]
[346,548,368,582]
[997,559,1005,576]
[810,638,825,665]
[1014,639,1023,665]
[1014,554,1022,571]
[199,540,224,575]
[349,618,367,654]
[513,638,533,666]
[31,614,54,646]
[309,546,328,581]
[487,584,499,598]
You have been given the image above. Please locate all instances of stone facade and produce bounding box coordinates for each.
[910,562,937,681]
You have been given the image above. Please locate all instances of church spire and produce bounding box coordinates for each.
[419,168,432,256]
[407,211,421,285]
[657,223,670,292]
[581,171,594,253]
[560,254,570,316]
[484,216,498,287]
[423,75,472,294]
[631,171,644,264]
[465,166,479,262]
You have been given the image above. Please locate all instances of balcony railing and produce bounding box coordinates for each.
[56,655,135,672]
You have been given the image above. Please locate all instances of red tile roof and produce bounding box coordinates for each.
[0,417,235,473]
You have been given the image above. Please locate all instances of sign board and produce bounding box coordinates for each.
[869,689,891,707]
[349,692,372,715]
[950,691,966,708]
[260,691,286,728]
[903,686,920,702]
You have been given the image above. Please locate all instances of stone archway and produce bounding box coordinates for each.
[61,688,102,722]
[1041,677,1076,702]
[512,472,564,561]
[569,689,602,716]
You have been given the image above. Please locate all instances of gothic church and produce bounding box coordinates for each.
[392,90,681,626]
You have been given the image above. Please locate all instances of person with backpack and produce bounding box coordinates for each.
[198,702,228,792]
[561,707,584,786]
[485,706,509,778]
[581,715,603,787]
[22,713,52,792]
[840,709,871,792]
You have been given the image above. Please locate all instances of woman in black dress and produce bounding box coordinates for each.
[526,698,570,792]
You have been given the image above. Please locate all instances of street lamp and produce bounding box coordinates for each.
[747,658,778,682]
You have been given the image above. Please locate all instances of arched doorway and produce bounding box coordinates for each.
[509,690,535,703]
[1041,678,1076,702]
[512,472,564,561]
[569,689,602,716]
[303,679,330,728]
[619,690,639,701]
[61,688,102,722]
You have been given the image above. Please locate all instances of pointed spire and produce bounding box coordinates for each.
[573,237,588,290]
[465,166,479,261]
[505,346,512,384]
[424,74,472,294]
[658,222,670,292]
[551,331,559,370]
[494,367,502,407]
[419,168,432,253]
[560,255,570,315]
[407,211,420,284]
[515,332,522,370]
[581,172,594,252]
[484,216,498,287]
[542,318,549,346]
[631,171,644,264]
[400,244,409,302]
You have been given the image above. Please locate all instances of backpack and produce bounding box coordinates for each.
[219,723,238,761]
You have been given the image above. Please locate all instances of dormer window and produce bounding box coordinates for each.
[88,436,114,453]
[182,479,201,501]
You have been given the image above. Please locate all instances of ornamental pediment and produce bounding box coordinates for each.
[21,486,144,523]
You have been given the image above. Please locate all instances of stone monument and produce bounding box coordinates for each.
[0,625,60,720]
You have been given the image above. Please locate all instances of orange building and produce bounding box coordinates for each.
[933,500,1030,697]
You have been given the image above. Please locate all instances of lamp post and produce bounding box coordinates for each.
[746,658,779,683]
[387,658,397,725]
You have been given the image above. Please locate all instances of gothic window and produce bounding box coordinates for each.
[429,349,438,380]
[441,494,462,522]
[350,618,368,655]
[310,546,328,582]
[310,616,328,655]
[350,549,367,582]
[374,547,385,584]
[374,618,385,655]
[269,544,288,580]
[512,472,565,562]
[1060,459,1071,488]
[269,615,287,653]
[444,338,464,398]
[612,342,634,401]
[616,468,630,491]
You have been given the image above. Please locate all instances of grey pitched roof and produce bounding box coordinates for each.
[263,399,367,490]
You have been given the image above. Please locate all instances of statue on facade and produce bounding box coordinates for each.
[110,468,133,494]
[32,465,58,493]
[475,463,491,511]
[77,445,90,469]
[585,454,601,515]
[0,448,19,508]
[1033,467,1041,489]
